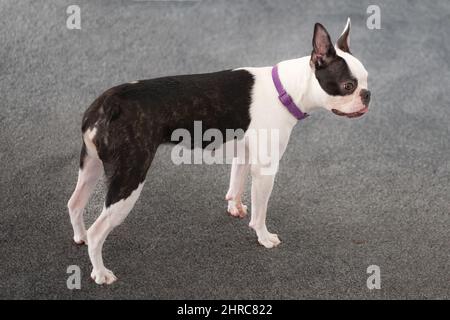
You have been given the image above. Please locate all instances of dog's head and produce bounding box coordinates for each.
[310,19,370,118]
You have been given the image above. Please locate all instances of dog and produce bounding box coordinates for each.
[68,19,370,285]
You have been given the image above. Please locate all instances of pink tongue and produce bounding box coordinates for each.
[359,106,369,114]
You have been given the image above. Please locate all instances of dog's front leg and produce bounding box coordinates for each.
[249,167,280,248]
[226,158,250,218]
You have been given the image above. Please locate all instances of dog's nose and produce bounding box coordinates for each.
[360,89,371,105]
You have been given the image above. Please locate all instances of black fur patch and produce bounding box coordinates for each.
[314,56,357,96]
[79,142,87,169]
[81,69,254,207]
[336,27,351,54]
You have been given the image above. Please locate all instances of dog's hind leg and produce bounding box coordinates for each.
[87,181,144,285]
[67,143,103,245]
[87,148,153,285]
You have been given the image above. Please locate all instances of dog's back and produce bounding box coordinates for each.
[82,70,254,149]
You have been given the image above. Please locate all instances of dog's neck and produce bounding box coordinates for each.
[276,57,324,114]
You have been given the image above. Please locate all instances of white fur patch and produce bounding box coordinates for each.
[83,127,99,159]
[336,48,369,88]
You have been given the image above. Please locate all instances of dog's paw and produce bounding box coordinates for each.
[227,200,248,218]
[73,234,87,246]
[257,232,281,249]
[91,268,117,285]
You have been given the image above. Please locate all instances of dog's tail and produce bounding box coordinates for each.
[79,91,121,163]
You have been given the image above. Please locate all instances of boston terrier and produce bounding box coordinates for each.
[68,19,371,285]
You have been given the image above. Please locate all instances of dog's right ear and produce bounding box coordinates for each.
[336,18,351,54]
[311,23,336,68]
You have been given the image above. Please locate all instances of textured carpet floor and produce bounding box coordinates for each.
[0,0,449,299]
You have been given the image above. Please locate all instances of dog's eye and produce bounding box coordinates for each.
[344,82,355,91]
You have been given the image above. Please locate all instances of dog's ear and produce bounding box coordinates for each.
[311,23,336,68]
[336,18,351,54]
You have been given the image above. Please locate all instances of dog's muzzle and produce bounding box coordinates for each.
[332,89,371,118]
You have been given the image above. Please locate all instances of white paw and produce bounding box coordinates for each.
[91,268,117,285]
[227,200,248,218]
[73,234,87,245]
[257,232,281,249]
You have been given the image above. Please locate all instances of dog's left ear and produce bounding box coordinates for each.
[311,23,336,68]
[336,18,351,53]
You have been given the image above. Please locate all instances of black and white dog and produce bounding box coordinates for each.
[68,20,370,285]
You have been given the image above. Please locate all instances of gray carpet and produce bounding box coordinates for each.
[1,0,449,299]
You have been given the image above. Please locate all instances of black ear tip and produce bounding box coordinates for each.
[314,23,325,31]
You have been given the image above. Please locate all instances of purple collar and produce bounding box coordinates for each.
[272,65,308,121]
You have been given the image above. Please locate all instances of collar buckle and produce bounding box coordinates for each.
[278,90,294,107]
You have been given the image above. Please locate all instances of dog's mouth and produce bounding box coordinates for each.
[332,106,369,119]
